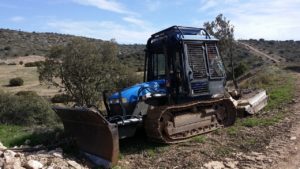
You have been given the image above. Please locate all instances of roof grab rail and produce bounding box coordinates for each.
[198,28,211,39]
[175,26,184,38]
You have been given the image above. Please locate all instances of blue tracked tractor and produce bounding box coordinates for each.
[54,26,268,167]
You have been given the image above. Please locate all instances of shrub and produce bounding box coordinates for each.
[19,61,23,65]
[4,46,11,51]
[9,77,24,86]
[234,62,248,78]
[51,94,73,103]
[39,39,140,106]
[15,91,38,97]
[24,61,44,67]
[0,91,58,126]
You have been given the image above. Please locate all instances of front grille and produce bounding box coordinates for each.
[191,81,209,94]
[186,43,207,79]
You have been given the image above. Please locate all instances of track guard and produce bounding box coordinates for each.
[53,106,119,168]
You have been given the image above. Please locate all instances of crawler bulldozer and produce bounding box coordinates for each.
[54,26,268,168]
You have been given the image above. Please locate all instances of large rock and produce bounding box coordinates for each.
[0,158,4,168]
[0,142,7,149]
[48,148,63,158]
[24,160,43,169]
[4,150,17,164]
[5,159,25,169]
[67,160,82,169]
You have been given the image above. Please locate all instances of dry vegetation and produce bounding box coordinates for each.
[0,65,59,97]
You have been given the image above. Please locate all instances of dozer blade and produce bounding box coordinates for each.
[237,90,268,115]
[53,106,119,168]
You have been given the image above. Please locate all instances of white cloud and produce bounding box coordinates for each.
[196,0,300,40]
[199,0,218,11]
[10,16,25,22]
[72,0,133,14]
[47,20,155,43]
[229,0,300,40]
[122,16,148,28]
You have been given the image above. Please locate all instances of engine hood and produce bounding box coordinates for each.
[109,79,166,104]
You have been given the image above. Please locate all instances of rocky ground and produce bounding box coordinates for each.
[0,142,88,169]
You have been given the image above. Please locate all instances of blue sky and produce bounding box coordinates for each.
[1,0,300,43]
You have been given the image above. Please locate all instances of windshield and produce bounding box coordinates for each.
[147,52,166,81]
[206,43,225,78]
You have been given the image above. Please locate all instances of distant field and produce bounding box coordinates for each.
[0,65,59,97]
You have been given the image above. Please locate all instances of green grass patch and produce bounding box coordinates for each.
[0,124,63,147]
[214,146,234,156]
[0,124,31,147]
[227,126,241,136]
[192,135,207,143]
[266,77,295,110]
[239,138,257,150]
[242,66,295,110]
[240,112,285,128]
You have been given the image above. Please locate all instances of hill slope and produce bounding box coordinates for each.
[6,29,296,73]
[0,29,145,70]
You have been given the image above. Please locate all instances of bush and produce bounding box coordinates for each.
[39,39,140,106]
[9,77,24,86]
[51,94,73,103]
[19,61,23,65]
[24,61,44,67]
[15,91,38,97]
[234,62,248,78]
[4,46,11,51]
[0,91,58,126]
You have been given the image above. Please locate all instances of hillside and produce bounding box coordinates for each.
[240,39,300,63]
[5,29,300,73]
[0,29,145,70]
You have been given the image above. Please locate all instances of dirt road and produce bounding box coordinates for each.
[238,42,284,63]
[270,69,300,169]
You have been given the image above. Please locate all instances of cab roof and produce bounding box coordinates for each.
[150,25,218,42]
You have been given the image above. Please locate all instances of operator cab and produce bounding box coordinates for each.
[145,26,226,100]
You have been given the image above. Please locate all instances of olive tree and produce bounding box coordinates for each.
[203,14,234,56]
[203,14,238,87]
[38,38,139,106]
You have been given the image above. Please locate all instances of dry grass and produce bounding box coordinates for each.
[0,64,59,97]
[0,55,45,64]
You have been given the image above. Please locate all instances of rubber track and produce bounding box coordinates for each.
[145,98,234,143]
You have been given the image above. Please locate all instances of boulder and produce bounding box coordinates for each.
[0,142,7,150]
[67,160,82,169]
[4,150,17,164]
[24,160,43,169]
